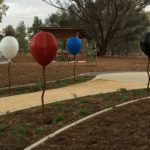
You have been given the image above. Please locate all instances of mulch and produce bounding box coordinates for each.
[0,88,150,150]
[35,97,150,150]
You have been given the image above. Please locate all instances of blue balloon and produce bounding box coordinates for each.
[67,36,82,56]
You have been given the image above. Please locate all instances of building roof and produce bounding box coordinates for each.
[40,26,87,38]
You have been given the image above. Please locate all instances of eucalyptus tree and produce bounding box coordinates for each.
[43,0,150,56]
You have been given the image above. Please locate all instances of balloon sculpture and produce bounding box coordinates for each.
[140,32,150,89]
[0,36,19,93]
[30,32,57,116]
[67,36,82,81]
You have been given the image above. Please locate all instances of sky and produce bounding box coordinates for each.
[0,0,58,30]
[0,0,150,31]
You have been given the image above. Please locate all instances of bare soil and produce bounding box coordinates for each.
[36,98,150,150]
[0,54,147,87]
[0,88,150,150]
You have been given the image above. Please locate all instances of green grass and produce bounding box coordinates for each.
[0,90,4,96]
[53,101,63,110]
[35,127,45,135]
[13,125,31,139]
[52,113,64,124]
[3,111,11,120]
[99,95,109,101]
[35,80,44,90]
[118,88,128,94]
[0,76,93,98]
[78,109,89,116]
[15,86,29,94]
[78,99,88,104]
[0,124,6,135]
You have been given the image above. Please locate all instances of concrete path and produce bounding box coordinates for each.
[0,72,147,114]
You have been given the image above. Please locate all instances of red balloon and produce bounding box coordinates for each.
[30,32,57,66]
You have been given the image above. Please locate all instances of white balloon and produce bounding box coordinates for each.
[0,36,19,61]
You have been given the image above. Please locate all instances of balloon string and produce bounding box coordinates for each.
[147,57,150,90]
[8,61,11,94]
[41,66,46,116]
[73,55,76,82]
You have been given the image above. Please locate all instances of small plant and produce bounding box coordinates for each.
[103,103,113,109]
[115,93,129,102]
[76,76,90,82]
[78,99,88,104]
[72,93,78,98]
[0,89,4,96]
[55,80,67,87]
[0,124,6,135]
[35,80,44,90]
[54,101,62,110]
[52,113,64,124]
[78,109,89,116]
[35,127,45,135]
[3,111,11,120]
[118,88,128,94]
[99,95,109,101]
[13,125,30,139]
[15,86,29,94]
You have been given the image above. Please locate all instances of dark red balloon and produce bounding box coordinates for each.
[30,32,57,66]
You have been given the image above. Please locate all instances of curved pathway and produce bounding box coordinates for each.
[0,72,147,114]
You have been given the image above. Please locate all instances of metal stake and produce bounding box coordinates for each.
[41,66,46,116]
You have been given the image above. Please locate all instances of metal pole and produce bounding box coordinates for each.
[73,55,76,82]
[8,61,11,94]
[41,66,46,116]
[147,57,150,89]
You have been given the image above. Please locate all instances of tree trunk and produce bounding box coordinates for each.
[96,43,108,57]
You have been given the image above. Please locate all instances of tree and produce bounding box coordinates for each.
[16,21,28,53]
[29,16,43,36]
[2,25,15,36]
[0,0,9,23]
[43,0,150,56]
[45,9,80,27]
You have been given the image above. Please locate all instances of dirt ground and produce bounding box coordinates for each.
[0,54,148,87]
[36,98,150,150]
[0,88,149,150]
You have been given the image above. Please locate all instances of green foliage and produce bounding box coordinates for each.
[53,101,62,110]
[16,21,28,53]
[3,111,11,120]
[2,25,15,36]
[44,0,149,56]
[0,89,4,96]
[55,80,67,87]
[13,125,30,139]
[52,113,64,124]
[118,88,128,95]
[132,89,143,96]
[0,0,9,23]
[35,80,44,90]
[45,9,80,27]
[78,99,88,104]
[0,124,6,135]
[15,86,29,94]
[57,39,67,51]
[99,95,109,101]
[28,16,43,37]
[78,109,89,116]
[35,127,45,135]
[114,92,129,103]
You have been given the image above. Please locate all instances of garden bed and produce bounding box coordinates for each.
[0,55,147,87]
[36,97,150,150]
[0,75,93,98]
[0,88,150,150]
